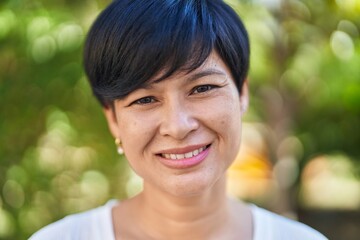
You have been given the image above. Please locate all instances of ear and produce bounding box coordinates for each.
[103,105,121,139]
[240,79,249,115]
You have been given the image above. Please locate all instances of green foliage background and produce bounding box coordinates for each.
[0,0,359,239]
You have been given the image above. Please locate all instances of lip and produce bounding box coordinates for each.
[156,144,209,155]
[156,144,211,169]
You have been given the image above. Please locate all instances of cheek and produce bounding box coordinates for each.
[205,96,242,159]
[205,95,242,134]
[118,113,157,160]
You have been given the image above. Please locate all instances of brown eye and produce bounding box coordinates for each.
[192,85,216,94]
[133,96,155,105]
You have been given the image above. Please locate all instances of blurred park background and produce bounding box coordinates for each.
[0,0,359,239]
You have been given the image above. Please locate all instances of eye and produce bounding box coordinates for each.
[132,96,156,105]
[192,85,217,94]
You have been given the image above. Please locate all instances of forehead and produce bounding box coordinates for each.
[145,51,231,86]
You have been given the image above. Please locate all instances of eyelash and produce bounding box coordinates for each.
[132,96,156,105]
[130,84,219,106]
[191,84,218,94]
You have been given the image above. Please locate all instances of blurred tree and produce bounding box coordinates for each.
[0,0,359,239]
[228,0,360,214]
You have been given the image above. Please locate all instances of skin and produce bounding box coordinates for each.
[104,51,252,239]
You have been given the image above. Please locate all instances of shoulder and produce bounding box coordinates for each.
[29,201,117,240]
[251,205,328,240]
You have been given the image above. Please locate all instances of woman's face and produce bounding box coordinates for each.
[104,51,248,197]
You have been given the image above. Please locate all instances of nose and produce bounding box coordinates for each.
[159,99,199,140]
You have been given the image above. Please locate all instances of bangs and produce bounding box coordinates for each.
[125,0,216,86]
[84,0,250,106]
[85,0,215,104]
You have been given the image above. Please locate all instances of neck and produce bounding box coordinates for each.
[134,175,232,239]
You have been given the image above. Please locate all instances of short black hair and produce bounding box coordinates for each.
[84,0,250,107]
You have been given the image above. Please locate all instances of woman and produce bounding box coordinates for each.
[31,0,328,239]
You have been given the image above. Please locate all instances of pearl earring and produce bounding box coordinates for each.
[241,105,247,114]
[115,138,124,155]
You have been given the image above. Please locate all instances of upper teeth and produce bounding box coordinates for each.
[162,147,206,160]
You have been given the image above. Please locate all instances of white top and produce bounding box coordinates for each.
[30,201,328,240]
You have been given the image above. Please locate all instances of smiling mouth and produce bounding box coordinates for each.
[159,145,211,160]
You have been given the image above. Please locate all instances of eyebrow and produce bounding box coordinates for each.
[186,68,227,83]
[143,68,227,89]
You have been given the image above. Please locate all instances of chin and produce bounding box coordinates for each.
[169,185,209,198]
[161,171,223,198]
